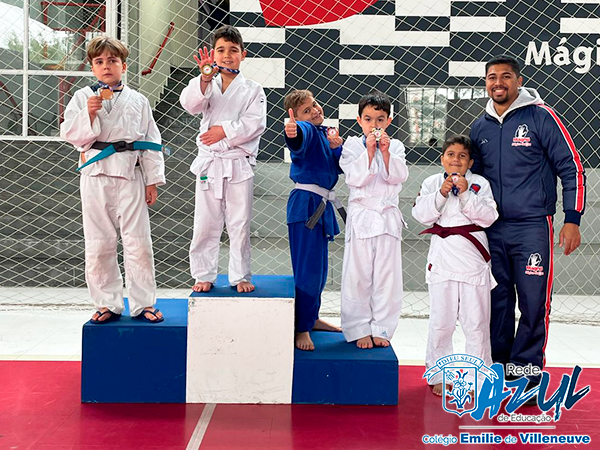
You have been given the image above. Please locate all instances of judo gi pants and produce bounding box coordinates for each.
[341,234,403,342]
[288,221,328,333]
[487,216,554,383]
[425,280,493,387]
[80,171,156,317]
[190,176,253,286]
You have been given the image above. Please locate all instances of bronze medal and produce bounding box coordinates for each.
[99,88,113,100]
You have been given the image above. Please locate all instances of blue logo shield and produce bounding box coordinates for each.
[443,366,477,417]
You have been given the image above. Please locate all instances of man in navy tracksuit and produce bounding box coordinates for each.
[470,56,586,400]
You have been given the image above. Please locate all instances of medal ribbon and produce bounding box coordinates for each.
[97,81,123,92]
[211,63,240,74]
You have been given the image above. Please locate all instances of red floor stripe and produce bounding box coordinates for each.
[0,361,598,449]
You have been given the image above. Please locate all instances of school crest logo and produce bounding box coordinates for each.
[423,356,591,425]
[525,252,544,276]
[469,183,481,194]
[423,354,497,418]
[443,367,477,416]
[512,124,532,147]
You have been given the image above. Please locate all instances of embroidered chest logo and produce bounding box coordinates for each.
[525,253,544,276]
[512,124,532,147]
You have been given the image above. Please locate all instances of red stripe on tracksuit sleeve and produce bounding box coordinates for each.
[537,105,585,213]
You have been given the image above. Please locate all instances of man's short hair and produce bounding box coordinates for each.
[284,89,313,114]
[485,55,521,78]
[442,134,473,159]
[87,36,129,64]
[358,90,392,117]
[212,25,245,52]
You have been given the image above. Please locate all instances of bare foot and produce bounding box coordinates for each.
[140,307,163,322]
[312,318,342,332]
[236,281,255,293]
[192,281,212,292]
[295,332,315,351]
[432,384,452,397]
[373,337,390,347]
[356,336,373,349]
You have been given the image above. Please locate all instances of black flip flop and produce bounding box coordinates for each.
[135,308,164,323]
[90,310,121,324]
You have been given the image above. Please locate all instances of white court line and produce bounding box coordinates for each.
[186,403,216,450]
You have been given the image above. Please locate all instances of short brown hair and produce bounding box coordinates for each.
[87,36,129,64]
[442,134,473,159]
[212,25,244,52]
[284,90,314,115]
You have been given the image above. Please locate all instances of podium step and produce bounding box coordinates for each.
[186,274,295,404]
[292,331,399,405]
[81,298,188,403]
[81,276,400,405]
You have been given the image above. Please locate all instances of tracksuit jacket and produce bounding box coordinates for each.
[470,87,585,224]
[469,87,585,380]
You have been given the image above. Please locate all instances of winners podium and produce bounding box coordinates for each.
[186,275,295,403]
[81,275,398,405]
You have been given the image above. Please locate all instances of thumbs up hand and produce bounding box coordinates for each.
[285,108,298,138]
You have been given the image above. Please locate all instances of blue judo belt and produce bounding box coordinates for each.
[77,140,170,171]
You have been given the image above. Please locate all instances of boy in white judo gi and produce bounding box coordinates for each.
[412,135,499,396]
[180,25,267,293]
[60,36,166,324]
[340,91,409,349]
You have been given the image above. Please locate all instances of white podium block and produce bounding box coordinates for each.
[186,275,295,403]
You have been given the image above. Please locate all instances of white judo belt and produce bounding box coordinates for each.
[349,197,398,214]
[211,150,248,200]
[295,183,347,229]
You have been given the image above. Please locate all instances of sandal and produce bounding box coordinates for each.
[90,310,121,324]
[135,308,164,323]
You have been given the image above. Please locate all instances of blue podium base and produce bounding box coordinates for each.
[81,276,400,405]
[189,274,295,298]
[81,298,187,403]
[292,331,399,405]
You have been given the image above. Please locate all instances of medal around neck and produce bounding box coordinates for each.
[327,127,338,137]
[451,173,460,196]
[99,88,113,100]
[372,128,383,141]
[97,81,122,101]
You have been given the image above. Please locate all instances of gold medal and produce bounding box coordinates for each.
[99,88,113,100]
[201,64,214,77]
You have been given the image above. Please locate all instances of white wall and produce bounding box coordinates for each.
[138,0,197,106]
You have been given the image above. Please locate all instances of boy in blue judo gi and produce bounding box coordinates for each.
[284,89,345,351]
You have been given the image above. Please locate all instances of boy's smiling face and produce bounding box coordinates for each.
[441,143,473,176]
[295,96,324,126]
[91,51,126,85]
[214,38,246,73]
[357,105,392,136]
